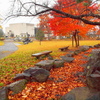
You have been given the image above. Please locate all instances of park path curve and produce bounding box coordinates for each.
[0,39,20,59]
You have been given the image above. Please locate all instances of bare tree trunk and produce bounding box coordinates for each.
[77,34,80,46]
[72,35,74,47]
[74,34,78,47]
[72,30,80,47]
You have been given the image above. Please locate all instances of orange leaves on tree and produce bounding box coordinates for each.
[49,16,94,37]
[48,0,96,38]
[49,17,73,36]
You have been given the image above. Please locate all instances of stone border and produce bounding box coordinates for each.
[61,44,100,100]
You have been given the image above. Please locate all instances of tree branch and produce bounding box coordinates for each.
[7,0,100,25]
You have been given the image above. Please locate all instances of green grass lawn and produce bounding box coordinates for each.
[0,40,100,86]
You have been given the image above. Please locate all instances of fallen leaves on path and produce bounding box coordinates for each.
[8,48,94,100]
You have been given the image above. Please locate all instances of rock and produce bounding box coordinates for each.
[23,67,50,82]
[13,73,31,81]
[7,79,27,94]
[92,60,100,71]
[47,55,53,60]
[80,59,88,61]
[68,51,75,56]
[54,78,65,83]
[85,49,100,76]
[61,93,75,100]
[84,49,100,91]
[89,46,94,48]
[90,49,100,60]
[30,68,50,82]
[24,67,40,74]
[35,60,54,71]
[53,59,64,68]
[86,74,100,90]
[0,87,9,100]
[86,92,100,100]
[82,55,88,58]
[91,49,100,57]
[74,49,81,55]
[61,56,75,63]
[75,72,85,77]
[93,70,100,75]
[66,53,74,57]
[85,59,100,85]
[80,64,87,67]
[61,87,100,100]
[79,45,90,52]
[84,52,90,54]
[94,44,100,48]
[86,58,100,76]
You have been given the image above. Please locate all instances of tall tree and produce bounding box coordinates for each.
[35,28,44,45]
[48,0,94,47]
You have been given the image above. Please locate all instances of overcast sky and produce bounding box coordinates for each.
[0,0,40,31]
[0,0,99,31]
[0,0,56,31]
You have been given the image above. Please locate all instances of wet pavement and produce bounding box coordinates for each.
[0,39,20,59]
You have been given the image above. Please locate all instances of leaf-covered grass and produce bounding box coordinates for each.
[0,40,100,86]
[0,41,4,46]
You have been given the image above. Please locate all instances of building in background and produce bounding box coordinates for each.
[5,23,35,38]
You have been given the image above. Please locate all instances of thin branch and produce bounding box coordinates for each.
[18,0,34,15]
[7,0,100,25]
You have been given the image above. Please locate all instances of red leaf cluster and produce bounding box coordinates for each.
[48,0,95,36]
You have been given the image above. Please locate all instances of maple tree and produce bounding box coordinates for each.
[48,0,95,47]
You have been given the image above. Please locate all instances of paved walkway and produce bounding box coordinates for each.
[0,39,20,59]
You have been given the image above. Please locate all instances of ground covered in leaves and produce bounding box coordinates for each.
[8,48,94,100]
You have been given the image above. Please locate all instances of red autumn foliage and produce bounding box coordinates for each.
[48,0,95,37]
